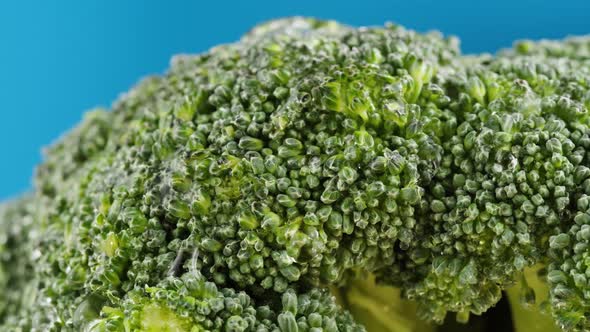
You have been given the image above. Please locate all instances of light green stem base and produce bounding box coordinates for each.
[505,266,561,332]
[334,274,435,332]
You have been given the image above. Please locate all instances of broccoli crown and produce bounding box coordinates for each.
[2,17,590,332]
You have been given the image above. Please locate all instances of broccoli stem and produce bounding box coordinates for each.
[505,266,561,332]
[337,274,435,332]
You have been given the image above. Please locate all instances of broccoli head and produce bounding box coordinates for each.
[2,17,590,332]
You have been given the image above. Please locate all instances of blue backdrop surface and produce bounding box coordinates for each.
[1,0,589,199]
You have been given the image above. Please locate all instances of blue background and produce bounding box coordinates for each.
[1,0,589,199]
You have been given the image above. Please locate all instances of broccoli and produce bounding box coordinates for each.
[1,17,590,331]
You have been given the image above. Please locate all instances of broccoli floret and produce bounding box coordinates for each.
[375,46,590,322]
[29,19,460,328]
[2,17,590,332]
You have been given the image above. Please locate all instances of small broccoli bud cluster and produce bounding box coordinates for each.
[85,272,363,332]
[504,36,590,61]
[548,195,590,331]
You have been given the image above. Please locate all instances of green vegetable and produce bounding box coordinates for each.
[2,17,590,331]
